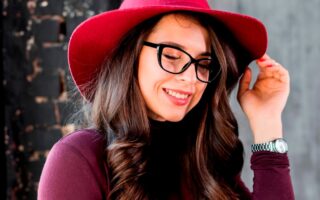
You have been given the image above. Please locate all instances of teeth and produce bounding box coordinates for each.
[165,89,189,99]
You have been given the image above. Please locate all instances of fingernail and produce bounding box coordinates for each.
[266,64,273,67]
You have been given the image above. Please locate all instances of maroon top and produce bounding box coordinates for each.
[38,129,294,200]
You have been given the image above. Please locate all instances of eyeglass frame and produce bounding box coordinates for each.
[143,41,221,83]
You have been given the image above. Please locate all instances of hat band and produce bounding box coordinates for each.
[120,0,211,10]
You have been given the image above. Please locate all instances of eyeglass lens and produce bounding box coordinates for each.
[160,46,216,82]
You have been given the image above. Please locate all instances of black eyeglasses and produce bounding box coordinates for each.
[143,41,221,83]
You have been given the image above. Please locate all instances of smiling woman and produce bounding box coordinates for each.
[38,0,294,199]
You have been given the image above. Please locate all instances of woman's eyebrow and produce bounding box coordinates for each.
[160,41,211,56]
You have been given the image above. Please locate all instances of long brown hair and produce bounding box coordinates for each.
[80,11,252,200]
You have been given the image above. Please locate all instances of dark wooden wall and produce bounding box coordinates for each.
[3,0,121,199]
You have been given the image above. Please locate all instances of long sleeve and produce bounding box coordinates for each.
[250,151,295,200]
[38,130,109,200]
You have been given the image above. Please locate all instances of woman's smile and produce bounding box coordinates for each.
[163,88,193,106]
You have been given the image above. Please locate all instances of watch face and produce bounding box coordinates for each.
[275,139,288,153]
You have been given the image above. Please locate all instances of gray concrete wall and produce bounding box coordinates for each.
[210,0,320,199]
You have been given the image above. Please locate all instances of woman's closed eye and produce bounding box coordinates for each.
[163,53,181,60]
[198,60,212,69]
[198,63,210,69]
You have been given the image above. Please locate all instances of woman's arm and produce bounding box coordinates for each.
[237,151,294,200]
[250,151,294,199]
[237,54,294,199]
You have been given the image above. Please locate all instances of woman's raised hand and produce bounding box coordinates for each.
[237,54,290,143]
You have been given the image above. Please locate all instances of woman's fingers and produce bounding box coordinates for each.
[256,54,277,69]
[256,54,289,83]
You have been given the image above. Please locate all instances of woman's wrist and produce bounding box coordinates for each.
[249,116,283,144]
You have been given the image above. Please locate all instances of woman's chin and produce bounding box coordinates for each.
[148,112,186,122]
[159,113,186,122]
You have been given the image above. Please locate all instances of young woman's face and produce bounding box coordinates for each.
[138,14,210,122]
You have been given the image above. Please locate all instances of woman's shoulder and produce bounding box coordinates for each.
[56,129,107,160]
[38,129,109,199]
[59,129,106,147]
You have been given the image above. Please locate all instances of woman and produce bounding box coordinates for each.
[38,0,294,199]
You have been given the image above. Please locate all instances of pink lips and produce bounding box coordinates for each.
[163,88,192,106]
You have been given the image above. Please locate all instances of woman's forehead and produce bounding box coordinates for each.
[147,14,210,52]
[152,13,203,32]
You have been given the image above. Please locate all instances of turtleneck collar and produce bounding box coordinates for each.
[146,117,196,198]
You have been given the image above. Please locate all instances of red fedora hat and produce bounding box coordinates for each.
[68,0,267,100]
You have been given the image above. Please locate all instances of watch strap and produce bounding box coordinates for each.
[251,138,288,153]
[251,142,273,152]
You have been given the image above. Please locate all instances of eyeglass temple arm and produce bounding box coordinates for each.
[143,41,158,48]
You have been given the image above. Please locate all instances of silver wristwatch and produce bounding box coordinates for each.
[251,138,288,153]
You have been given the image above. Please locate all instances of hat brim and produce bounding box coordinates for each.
[68,6,267,99]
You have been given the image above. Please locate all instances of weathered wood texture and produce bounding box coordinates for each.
[3,1,121,199]
[210,0,320,199]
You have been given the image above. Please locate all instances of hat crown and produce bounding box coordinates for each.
[120,0,211,9]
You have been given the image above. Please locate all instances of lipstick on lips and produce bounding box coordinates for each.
[163,88,192,106]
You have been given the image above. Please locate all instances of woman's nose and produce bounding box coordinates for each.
[176,63,198,83]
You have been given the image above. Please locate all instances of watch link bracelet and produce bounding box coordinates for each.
[251,138,288,153]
